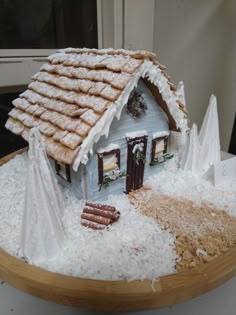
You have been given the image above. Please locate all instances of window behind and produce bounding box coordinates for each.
[150,136,168,165]
[103,153,119,173]
[0,0,98,49]
[55,160,71,182]
[97,149,121,185]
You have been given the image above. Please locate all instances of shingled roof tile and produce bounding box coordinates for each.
[60,133,83,150]
[74,121,91,137]
[38,120,57,137]
[80,109,100,127]
[5,117,24,135]
[53,130,68,142]
[13,98,31,110]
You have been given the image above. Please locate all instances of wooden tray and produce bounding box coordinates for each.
[0,149,236,312]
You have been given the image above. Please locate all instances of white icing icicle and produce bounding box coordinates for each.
[176,81,186,107]
[180,123,201,174]
[21,128,65,264]
[199,95,221,172]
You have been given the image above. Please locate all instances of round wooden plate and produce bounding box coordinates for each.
[0,149,236,312]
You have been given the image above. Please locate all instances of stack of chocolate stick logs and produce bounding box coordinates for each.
[81,202,120,230]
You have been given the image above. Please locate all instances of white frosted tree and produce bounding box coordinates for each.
[176,81,186,107]
[180,123,201,174]
[199,95,221,172]
[21,128,65,264]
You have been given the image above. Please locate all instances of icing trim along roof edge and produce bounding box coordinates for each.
[72,59,188,170]
[5,48,189,169]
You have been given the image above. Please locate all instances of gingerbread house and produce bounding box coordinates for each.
[5,48,188,200]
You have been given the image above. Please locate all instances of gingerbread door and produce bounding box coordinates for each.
[126,136,147,193]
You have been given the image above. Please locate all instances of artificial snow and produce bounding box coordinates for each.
[147,158,236,218]
[0,154,27,255]
[0,152,235,281]
[0,153,176,281]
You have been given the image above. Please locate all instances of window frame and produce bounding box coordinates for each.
[0,0,100,87]
[97,148,120,185]
[54,160,71,183]
[150,136,168,165]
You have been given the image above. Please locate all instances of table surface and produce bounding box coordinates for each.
[0,276,236,315]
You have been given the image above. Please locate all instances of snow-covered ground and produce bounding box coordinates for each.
[148,158,236,218]
[0,153,176,281]
[0,153,235,281]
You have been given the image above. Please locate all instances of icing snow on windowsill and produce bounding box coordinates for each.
[153,131,169,139]
[125,130,148,139]
[97,143,120,154]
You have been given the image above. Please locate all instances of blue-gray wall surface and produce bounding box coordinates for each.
[55,79,169,201]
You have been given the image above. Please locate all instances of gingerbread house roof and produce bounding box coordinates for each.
[5,48,188,170]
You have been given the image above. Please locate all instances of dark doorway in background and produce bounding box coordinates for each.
[228,114,236,155]
[0,92,27,158]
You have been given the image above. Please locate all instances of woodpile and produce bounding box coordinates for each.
[81,202,120,230]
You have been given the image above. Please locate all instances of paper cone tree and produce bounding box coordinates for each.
[199,95,221,172]
[180,123,201,174]
[21,128,65,264]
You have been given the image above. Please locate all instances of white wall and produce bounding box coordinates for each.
[153,0,236,150]
[124,0,155,51]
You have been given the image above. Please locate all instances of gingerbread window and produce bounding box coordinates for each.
[54,160,71,183]
[97,148,120,185]
[150,136,168,165]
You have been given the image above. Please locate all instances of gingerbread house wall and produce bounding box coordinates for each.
[50,80,169,200]
[56,79,168,201]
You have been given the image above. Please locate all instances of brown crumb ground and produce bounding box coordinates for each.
[129,187,236,272]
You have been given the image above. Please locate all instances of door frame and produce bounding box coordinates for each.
[97,0,155,50]
[126,135,148,193]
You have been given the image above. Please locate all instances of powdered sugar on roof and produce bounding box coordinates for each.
[6,48,189,168]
